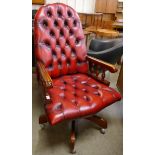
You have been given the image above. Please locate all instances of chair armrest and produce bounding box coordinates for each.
[86,55,117,73]
[37,61,53,88]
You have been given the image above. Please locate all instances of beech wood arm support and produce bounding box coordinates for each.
[86,55,117,73]
[37,61,53,88]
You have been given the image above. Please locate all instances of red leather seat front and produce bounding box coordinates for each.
[46,74,121,125]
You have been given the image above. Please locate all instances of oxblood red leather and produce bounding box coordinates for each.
[34,3,121,126]
[34,3,88,78]
[46,74,121,125]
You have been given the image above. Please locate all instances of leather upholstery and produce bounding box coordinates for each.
[88,38,123,64]
[46,74,121,125]
[89,39,115,51]
[34,3,88,78]
[34,3,122,126]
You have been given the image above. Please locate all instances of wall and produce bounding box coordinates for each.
[32,0,96,13]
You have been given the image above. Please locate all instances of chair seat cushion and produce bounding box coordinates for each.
[45,74,121,125]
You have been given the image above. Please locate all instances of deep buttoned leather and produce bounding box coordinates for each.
[46,74,121,125]
[34,3,121,126]
[34,3,88,78]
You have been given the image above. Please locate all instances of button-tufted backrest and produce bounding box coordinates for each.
[34,3,88,78]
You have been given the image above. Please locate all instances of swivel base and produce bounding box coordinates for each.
[39,114,107,154]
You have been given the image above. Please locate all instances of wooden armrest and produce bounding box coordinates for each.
[86,55,117,73]
[37,61,53,88]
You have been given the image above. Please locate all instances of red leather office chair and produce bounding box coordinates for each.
[34,3,121,153]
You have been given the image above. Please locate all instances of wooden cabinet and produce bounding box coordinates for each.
[95,0,118,14]
[106,0,118,13]
[95,0,107,13]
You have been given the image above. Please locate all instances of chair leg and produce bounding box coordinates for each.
[70,120,76,154]
[85,115,107,134]
[39,114,48,129]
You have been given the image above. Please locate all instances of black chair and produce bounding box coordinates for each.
[88,38,123,64]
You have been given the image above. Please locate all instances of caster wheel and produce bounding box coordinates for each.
[100,128,105,134]
[40,124,46,129]
[71,149,76,154]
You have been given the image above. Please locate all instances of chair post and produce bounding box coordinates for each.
[70,120,76,154]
